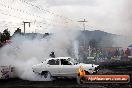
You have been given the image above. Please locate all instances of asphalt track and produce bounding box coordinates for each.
[0,62,132,88]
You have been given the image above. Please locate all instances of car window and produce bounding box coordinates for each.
[70,58,78,65]
[47,59,59,65]
[61,59,72,65]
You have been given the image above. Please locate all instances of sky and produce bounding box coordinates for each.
[0,0,131,36]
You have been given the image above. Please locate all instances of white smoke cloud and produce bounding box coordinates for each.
[0,29,80,81]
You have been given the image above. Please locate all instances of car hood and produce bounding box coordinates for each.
[79,63,99,70]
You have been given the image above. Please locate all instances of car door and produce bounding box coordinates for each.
[59,59,78,77]
[46,59,61,76]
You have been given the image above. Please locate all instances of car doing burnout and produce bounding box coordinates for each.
[32,57,99,78]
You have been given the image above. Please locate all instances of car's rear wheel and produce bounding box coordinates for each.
[41,71,52,78]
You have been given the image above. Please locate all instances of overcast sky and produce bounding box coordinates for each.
[0,0,131,36]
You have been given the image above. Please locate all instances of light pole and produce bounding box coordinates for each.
[23,21,31,34]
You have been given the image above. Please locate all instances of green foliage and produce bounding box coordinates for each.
[0,29,11,44]
[14,28,21,34]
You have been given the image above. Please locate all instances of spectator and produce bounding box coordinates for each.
[114,49,120,56]
[120,49,124,56]
[125,48,131,56]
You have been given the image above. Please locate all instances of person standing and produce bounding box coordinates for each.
[125,48,131,56]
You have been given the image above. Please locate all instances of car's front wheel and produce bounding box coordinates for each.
[93,67,100,74]
[77,76,86,84]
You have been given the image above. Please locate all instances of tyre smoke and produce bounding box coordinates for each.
[0,29,80,81]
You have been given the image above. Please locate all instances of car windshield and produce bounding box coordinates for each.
[70,58,79,65]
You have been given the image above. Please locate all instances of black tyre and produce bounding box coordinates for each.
[41,71,52,78]
[93,67,99,74]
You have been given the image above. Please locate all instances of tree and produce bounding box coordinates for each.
[0,32,2,42]
[14,28,21,34]
[89,39,98,48]
[3,29,10,41]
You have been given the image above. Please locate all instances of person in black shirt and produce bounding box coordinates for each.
[49,51,55,58]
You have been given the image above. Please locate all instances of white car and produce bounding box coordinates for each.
[32,57,99,78]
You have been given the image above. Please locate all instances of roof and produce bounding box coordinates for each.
[48,57,71,60]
